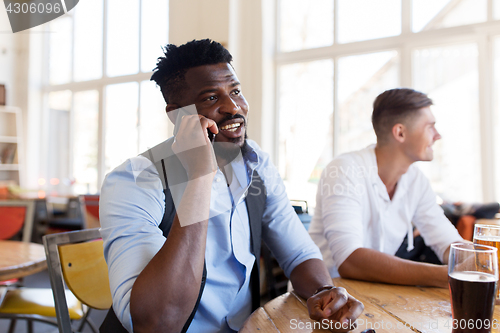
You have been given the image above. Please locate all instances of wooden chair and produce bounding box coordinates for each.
[43,228,112,332]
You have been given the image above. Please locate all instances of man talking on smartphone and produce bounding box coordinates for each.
[98,39,363,333]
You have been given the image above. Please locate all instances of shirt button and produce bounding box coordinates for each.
[215,178,221,182]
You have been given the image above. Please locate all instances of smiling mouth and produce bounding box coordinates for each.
[220,123,242,132]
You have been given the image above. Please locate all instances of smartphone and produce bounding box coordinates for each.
[208,130,215,143]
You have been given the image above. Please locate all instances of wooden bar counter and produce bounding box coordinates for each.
[241,277,500,333]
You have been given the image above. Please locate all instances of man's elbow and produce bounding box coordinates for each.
[130,298,186,333]
[132,309,184,333]
[337,260,358,279]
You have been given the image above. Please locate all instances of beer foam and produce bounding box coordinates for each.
[450,271,498,283]
[475,236,500,242]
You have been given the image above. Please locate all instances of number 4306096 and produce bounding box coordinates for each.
[6,2,61,14]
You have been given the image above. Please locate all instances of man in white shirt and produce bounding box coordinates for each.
[309,88,463,288]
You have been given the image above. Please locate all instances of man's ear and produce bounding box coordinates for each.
[166,104,180,123]
[392,123,406,143]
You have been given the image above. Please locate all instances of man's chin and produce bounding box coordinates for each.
[422,152,434,161]
[213,128,248,158]
[229,136,245,147]
[220,129,247,147]
[213,140,244,160]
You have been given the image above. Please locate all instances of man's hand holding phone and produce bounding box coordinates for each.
[171,114,219,181]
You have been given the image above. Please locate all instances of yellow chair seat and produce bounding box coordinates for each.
[0,288,84,319]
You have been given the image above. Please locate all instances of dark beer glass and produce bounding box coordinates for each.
[448,243,498,333]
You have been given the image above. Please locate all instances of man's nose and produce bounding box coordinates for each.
[434,129,442,141]
[219,95,240,115]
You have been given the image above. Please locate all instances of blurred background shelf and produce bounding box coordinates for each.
[0,106,24,188]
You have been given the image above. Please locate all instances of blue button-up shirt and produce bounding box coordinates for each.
[100,139,322,333]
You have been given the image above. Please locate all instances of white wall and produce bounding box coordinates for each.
[169,0,230,46]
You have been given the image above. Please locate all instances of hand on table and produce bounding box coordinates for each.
[307,287,364,332]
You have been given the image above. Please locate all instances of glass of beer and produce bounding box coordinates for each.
[448,243,498,333]
[474,224,500,300]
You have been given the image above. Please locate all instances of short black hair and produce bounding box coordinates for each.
[150,39,233,104]
[372,88,433,143]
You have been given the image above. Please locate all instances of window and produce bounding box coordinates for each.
[43,0,170,195]
[278,60,334,203]
[495,0,500,19]
[106,0,140,77]
[337,51,399,154]
[73,91,99,194]
[412,0,487,32]
[277,0,500,209]
[104,83,140,174]
[494,37,500,202]
[279,0,333,52]
[413,44,482,202]
[337,0,401,43]
[73,0,103,82]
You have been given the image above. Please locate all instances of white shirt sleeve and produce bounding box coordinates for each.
[411,169,463,262]
[318,158,366,270]
[99,156,166,333]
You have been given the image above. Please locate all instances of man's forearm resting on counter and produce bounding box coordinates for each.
[338,248,449,288]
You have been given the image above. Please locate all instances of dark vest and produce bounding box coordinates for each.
[100,156,267,333]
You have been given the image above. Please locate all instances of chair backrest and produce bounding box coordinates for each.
[0,206,25,240]
[0,200,35,242]
[43,228,112,333]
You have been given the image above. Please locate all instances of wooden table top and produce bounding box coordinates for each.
[241,277,500,333]
[0,240,47,281]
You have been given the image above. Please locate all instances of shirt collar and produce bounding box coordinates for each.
[225,142,260,191]
[242,143,258,164]
[241,142,259,180]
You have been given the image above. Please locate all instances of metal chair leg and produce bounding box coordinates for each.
[88,318,99,333]
[76,309,90,332]
[8,319,16,333]
[76,308,99,333]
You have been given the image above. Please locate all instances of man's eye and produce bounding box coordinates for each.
[207,96,217,101]
[232,89,241,95]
